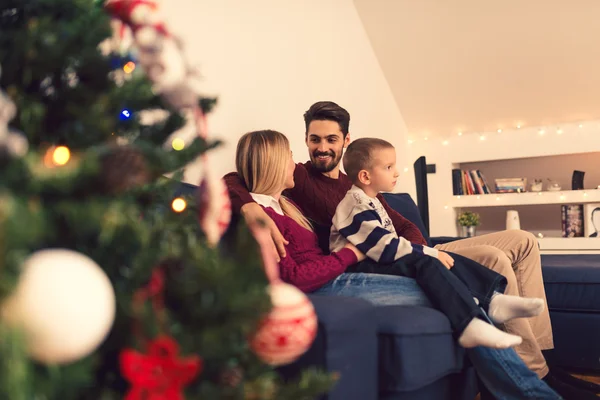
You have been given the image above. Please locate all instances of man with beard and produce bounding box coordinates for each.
[223,101,599,399]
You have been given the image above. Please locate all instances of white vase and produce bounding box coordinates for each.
[506,210,521,230]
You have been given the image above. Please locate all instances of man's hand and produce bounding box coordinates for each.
[344,243,366,262]
[437,251,455,269]
[241,203,289,261]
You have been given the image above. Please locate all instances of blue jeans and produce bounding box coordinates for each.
[313,273,561,400]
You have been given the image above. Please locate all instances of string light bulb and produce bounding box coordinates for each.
[538,129,545,135]
[479,135,486,141]
[458,131,463,136]
[497,129,502,133]
[442,140,449,146]
[52,146,70,166]
[120,109,132,120]
[123,61,136,74]
[171,138,185,151]
[171,197,187,213]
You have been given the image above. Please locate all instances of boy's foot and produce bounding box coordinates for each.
[488,294,545,324]
[458,318,523,349]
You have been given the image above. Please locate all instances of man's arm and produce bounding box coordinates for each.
[223,172,255,214]
[337,203,437,263]
[377,194,428,246]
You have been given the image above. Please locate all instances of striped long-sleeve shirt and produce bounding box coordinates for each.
[330,186,438,263]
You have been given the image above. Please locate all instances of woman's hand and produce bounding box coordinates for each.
[344,243,366,262]
[437,251,455,269]
[241,203,288,261]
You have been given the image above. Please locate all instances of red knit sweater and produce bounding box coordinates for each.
[224,161,427,251]
[262,207,358,292]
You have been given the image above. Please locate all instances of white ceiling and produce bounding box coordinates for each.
[354,0,600,138]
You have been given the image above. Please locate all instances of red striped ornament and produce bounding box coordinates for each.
[248,224,317,366]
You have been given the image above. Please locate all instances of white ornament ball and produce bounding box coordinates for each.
[2,130,29,157]
[249,282,317,366]
[1,249,116,364]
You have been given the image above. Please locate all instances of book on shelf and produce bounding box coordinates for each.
[495,178,527,193]
[452,169,492,195]
[561,204,584,237]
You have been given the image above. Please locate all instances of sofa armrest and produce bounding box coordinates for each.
[430,236,464,247]
[278,295,379,400]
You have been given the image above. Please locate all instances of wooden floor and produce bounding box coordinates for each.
[474,370,600,399]
[573,371,600,385]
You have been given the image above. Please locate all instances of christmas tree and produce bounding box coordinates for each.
[0,0,333,398]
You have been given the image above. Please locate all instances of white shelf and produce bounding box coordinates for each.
[451,189,600,208]
[537,237,600,254]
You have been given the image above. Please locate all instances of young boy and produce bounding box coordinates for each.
[330,138,544,349]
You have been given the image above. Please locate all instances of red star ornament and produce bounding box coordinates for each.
[120,335,202,400]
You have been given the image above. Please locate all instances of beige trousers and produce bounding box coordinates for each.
[436,230,553,378]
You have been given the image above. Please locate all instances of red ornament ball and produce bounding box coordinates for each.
[249,282,317,366]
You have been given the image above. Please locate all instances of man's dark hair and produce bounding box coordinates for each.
[343,138,394,183]
[303,101,350,138]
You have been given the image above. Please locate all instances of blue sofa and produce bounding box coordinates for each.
[279,192,480,400]
[541,255,600,371]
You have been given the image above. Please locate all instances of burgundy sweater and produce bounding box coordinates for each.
[224,161,427,251]
[262,207,358,292]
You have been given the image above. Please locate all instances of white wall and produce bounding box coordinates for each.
[161,0,414,196]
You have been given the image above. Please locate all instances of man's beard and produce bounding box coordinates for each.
[310,151,341,173]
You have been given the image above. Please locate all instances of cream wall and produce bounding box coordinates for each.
[161,0,415,197]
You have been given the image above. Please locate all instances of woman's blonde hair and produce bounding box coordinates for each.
[236,130,312,231]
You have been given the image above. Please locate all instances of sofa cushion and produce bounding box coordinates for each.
[542,254,600,313]
[382,193,431,246]
[373,305,468,393]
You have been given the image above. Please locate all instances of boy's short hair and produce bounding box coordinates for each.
[343,138,394,183]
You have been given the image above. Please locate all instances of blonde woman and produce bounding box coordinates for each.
[234,129,560,400]
[236,129,365,292]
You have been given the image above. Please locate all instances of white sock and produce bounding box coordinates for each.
[488,293,545,324]
[458,318,523,349]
